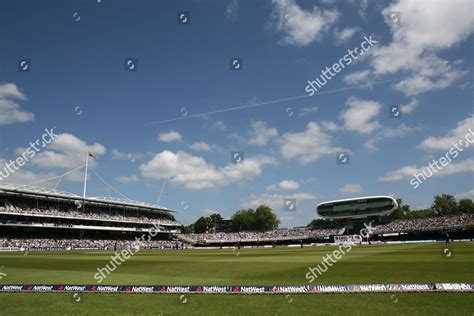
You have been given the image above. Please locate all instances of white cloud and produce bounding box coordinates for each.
[212,120,227,131]
[0,157,57,186]
[225,0,239,21]
[0,83,27,100]
[381,124,419,138]
[239,192,316,210]
[270,0,339,46]
[374,1,474,75]
[458,81,473,90]
[266,184,278,191]
[379,165,419,182]
[358,0,368,20]
[111,149,128,160]
[200,208,222,217]
[1,154,85,184]
[379,158,474,182]
[111,149,145,161]
[298,105,318,117]
[339,183,364,194]
[245,96,262,107]
[348,0,368,20]
[394,1,473,49]
[32,133,106,169]
[400,98,419,114]
[343,70,371,85]
[0,82,34,125]
[189,142,213,152]
[139,151,276,190]
[321,120,341,131]
[116,175,138,184]
[158,130,182,143]
[333,27,359,44]
[392,58,467,96]
[267,179,300,191]
[64,170,85,183]
[340,97,381,134]
[367,0,474,95]
[247,121,278,146]
[200,116,227,132]
[364,123,420,151]
[300,177,318,184]
[418,115,474,151]
[279,121,345,164]
[279,179,300,190]
[455,189,474,199]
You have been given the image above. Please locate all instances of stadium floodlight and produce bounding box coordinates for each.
[316,196,398,219]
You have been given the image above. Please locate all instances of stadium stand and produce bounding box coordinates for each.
[371,214,474,234]
[1,184,473,249]
[177,214,474,246]
[0,238,184,251]
[0,184,181,242]
[179,228,343,243]
[1,202,179,225]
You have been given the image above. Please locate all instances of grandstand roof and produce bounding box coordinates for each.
[0,183,175,213]
[317,195,398,206]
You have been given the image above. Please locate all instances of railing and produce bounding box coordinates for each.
[0,208,181,226]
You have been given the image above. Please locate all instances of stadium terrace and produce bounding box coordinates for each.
[0,183,181,244]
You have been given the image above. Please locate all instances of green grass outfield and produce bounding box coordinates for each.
[0,242,473,315]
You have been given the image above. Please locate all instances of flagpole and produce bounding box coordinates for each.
[83,152,89,198]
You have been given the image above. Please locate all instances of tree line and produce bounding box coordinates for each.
[182,205,280,234]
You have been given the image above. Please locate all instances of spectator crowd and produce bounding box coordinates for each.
[0,238,184,250]
[179,227,343,243]
[180,214,474,243]
[371,214,474,234]
[0,203,179,226]
[0,214,472,250]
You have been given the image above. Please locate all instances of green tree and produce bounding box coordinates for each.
[308,218,337,229]
[231,205,279,232]
[457,198,474,214]
[409,208,434,218]
[232,209,255,232]
[193,216,209,233]
[254,205,280,231]
[390,199,409,219]
[209,213,223,227]
[180,224,193,234]
[432,194,457,215]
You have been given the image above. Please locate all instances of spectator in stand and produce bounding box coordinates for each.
[371,214,473,234]
[178,227,342,243]
[0,202,180,226]
[179,214,473,243]
[0,238,186,250]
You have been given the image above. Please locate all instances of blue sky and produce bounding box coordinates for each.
[0,0,473,227]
